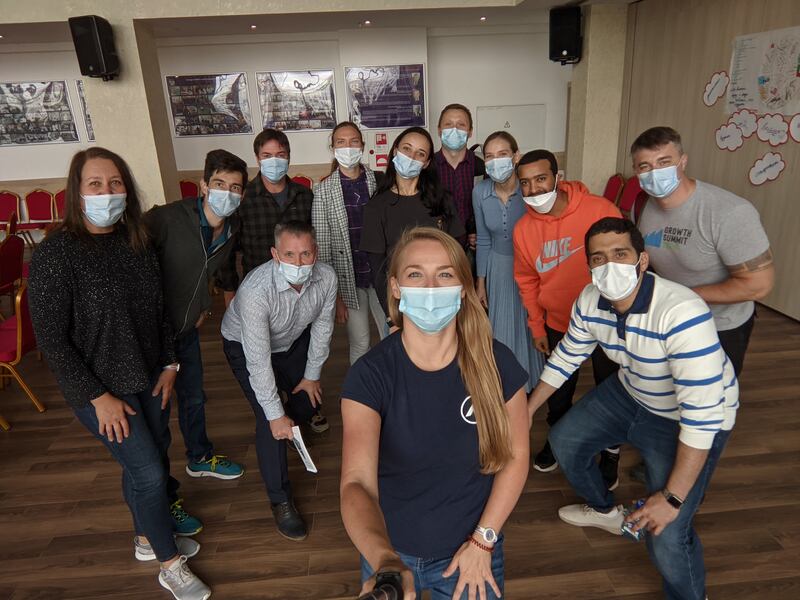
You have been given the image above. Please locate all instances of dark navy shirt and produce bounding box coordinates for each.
[339,169,372,289]
[342,333,527,558]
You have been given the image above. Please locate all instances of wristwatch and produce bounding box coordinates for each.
[163,363,181,372]
[474,525,498,544]
[662,489,684,510]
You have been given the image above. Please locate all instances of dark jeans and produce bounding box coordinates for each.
[549,375,731,600]
[361,536,504,600]
[73,379,178,562]
[544,324,620,427]
[718,310,755,377]
[223,327,317,505]
[174,327,215,463]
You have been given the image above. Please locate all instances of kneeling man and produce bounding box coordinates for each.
[222,221,337,540]
[527,217,737,600]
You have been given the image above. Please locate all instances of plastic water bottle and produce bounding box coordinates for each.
[620,499,647,541]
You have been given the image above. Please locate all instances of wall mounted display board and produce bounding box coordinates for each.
[75,80,95,142]
[0,80,80,146]
[345,64,425,129]
[256,70,336,131]
[166,72,253,137]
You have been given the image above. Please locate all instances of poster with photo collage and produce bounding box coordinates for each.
[256,70,337,131]
[345,64,425,129]
[166,72,253,137]
[0,80,80,146]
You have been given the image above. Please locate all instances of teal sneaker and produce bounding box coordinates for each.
[186,454,244,480]
[170,499,203,537]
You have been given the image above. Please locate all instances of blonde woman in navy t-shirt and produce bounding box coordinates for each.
[340,227,530,599]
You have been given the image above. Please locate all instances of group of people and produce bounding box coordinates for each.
[25,97,773,600]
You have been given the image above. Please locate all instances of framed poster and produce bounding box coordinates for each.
[166,72,253,137]
[0,80,80,146]
[76,80,95,142]
[256,70,336,131]
[345,64,425,129]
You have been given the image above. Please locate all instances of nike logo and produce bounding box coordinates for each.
[535,246,584,273]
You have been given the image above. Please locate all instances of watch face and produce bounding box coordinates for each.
[484,528,497,543]
[666,495,682,509]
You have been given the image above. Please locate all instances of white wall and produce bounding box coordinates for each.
[0,43,93,181]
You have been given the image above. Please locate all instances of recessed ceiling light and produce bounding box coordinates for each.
[0,35,4,39]
[480,16,487,22]
[364,20,371,25]
[250,25,257,30]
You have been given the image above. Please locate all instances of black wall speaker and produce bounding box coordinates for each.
[68,15,120,81]
[549,6,582,65]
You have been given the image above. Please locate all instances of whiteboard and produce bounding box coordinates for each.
[475,104,546,154]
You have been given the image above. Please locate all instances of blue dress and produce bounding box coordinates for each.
[472,178,544,391]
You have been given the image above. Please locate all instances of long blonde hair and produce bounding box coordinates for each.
[387,227,512,473]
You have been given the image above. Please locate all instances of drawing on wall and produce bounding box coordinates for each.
[703,71,729,107]
[76,80,95,142]
[0,80,80,146]
[256,70,336,131]
[166,72,253,137]
[748,151,785,185]
[728,25,800,115]
[715,122,744,151]
[345,64,425,129]
[789,113,800,142]
[728,108,758,138]
[755,113,788,146]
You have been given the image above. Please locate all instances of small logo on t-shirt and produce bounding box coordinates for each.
[535,237,583,273]
[643,227,693,249]
[460,396,477,425]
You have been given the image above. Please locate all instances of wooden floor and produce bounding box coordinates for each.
[1,299,799,600]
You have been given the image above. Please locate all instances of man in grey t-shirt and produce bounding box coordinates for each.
[631,126,774,376]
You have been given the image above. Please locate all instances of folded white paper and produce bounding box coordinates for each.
[291,425,318,473]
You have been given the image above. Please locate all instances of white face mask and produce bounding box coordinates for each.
[334,147,363,168]
[523,174,559,214]
[279,260,314,286]
[591,259,641,301]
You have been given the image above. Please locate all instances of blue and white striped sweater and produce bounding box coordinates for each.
[540,274,738,450]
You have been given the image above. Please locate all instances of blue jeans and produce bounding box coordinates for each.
[361,537,504,600]
[73,381,178,562]
[174,327,214,463]
[549,375,731,600]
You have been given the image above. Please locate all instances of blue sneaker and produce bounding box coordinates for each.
[170,499,203,537]
[186,454,244,480]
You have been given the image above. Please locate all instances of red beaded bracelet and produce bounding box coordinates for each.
[467,536,493,553]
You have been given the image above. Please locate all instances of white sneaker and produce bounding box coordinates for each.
[159,556,211,600]
[134,536,200,562]
[558,503,624,535]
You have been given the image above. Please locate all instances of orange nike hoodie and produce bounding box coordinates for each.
[513,180,621,339]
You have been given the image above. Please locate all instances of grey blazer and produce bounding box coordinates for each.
[312,167,378,310]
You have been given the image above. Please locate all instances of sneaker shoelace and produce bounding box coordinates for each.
[164,556,193,586]
[170,499,190,523]
[206,454,231,471]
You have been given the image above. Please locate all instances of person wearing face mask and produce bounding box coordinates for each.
[312,121,387,365]
[341,227,529,600]
[527,217,737,600]
[146,149,248,511]
[361,127,465,317]
[512,149,623,481]
[221,221,336,541]
[472,131,543,392]
[434,104,486,250]
[28,148,212,600]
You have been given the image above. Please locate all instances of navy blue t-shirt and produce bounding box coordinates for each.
[341,333,528,559]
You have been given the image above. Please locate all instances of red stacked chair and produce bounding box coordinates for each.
[180,180,200,199]
[617,176,642,219]
[602,173,625,205]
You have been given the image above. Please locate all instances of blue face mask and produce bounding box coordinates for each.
[206,188,242,218]
[637,165,680,198]
[393,152,425,179]
[398,285,463,334]
[441,127,468,151]
[260,157,289,183]
[279,260,314,286]
[81,193,127,228]
[486,157,514,183]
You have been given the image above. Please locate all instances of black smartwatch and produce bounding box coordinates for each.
[662,489,684,510]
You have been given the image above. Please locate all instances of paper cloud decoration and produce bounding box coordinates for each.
[703,71,729,107]
[790,114,800,143]
[715,123,744,151]
[756,114,788,146]
[748,151,785,186]
[728,109,757,138]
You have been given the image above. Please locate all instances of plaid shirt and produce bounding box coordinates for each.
[434,149,485,234]
[216,175,314,291]
[339,170,372,289]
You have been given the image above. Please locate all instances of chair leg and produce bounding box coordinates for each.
[0,413,9,431]
[2,364,45,413]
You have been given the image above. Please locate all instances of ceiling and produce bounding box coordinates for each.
[0,1,635,45]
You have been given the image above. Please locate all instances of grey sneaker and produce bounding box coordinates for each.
[134,536,200,562]
[558,503,624,535]
[159,556,211,600]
